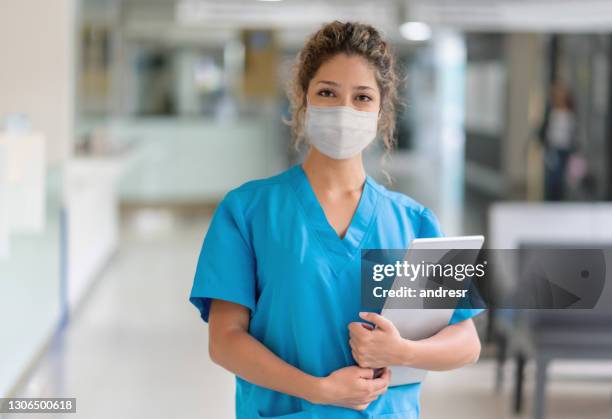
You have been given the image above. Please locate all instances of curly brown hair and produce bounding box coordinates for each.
[286,20,401,153]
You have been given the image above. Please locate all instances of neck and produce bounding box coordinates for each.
[301,147,366,192]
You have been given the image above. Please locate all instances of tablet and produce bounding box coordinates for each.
[381,235,484,386]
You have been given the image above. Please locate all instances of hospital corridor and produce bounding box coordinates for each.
[2,1,612,419]
[9,208,612,419]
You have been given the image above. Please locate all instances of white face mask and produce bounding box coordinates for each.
[305,105,378,160]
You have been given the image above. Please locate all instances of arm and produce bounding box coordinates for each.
[396,318,481,370]
[209,300,391,411]
[349,312,481,371]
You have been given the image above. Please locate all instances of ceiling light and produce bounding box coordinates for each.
[399,21,432,42]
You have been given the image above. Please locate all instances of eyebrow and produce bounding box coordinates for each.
[316,80,376,92]
[355,85,376,92]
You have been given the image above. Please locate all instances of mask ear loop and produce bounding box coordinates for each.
[303,93,312,149]
[375,107,382,140]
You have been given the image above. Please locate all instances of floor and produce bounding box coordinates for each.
[421,362,612,419]
[7,211,612,419]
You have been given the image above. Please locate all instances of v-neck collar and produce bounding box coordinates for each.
[288,163,379,262]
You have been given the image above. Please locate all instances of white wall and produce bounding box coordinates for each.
[0,0,76,397]
[0,0,76,166]
[111,117,286,203]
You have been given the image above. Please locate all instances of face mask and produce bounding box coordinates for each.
[305,105,378,160]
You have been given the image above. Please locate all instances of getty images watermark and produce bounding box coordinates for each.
[361,248,608,311]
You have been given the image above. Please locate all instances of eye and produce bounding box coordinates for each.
[317,89,336,98]
[355,94,372,102]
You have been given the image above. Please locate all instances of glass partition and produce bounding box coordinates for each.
[0,166,65,397]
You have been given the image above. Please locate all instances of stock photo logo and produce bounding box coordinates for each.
[361,248,607,310]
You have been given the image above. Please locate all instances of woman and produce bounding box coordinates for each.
[538,81,577,201]
[190,21,482,419]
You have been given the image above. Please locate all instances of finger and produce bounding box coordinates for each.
[356,367,374,379]
[371,367,391,386]
[372,384,387,398]
[353,356,372,369]
[349,338,362,355]
[372,369,391,396]
[359,312,393,330]
[361,322,374,331]
[365,392,381,403]
[370,371,391,392]
[353,403,369,411]
[378,367,391,383]
[348,334,364,348]
[349,337,367,352]
[348,322,360,333]
[359,359,371,368]
[348,322,369,337]
[369,379,387,394]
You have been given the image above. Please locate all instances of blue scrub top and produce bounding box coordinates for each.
[190,164,483,419]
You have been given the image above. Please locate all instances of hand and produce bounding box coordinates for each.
[349,312,412,369]
[316,365,391,411]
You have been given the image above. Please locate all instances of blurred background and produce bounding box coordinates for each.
[1,0,612,418]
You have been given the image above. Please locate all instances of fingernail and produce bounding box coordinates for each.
[359,312,368,318]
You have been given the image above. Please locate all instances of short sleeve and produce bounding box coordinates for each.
[189,191,256,323]
[449,308,485,325]
[417,207,443,238]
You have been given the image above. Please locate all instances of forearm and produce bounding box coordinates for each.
[396,319,481,371]
[210,328,323,403]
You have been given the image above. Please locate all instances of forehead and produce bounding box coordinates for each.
[312,53,378,90]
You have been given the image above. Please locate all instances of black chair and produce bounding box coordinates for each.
[492,244,612,419]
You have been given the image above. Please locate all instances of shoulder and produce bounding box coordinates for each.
[368,176,426,216]
[367,176,443,237]
[219,166,297,214]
